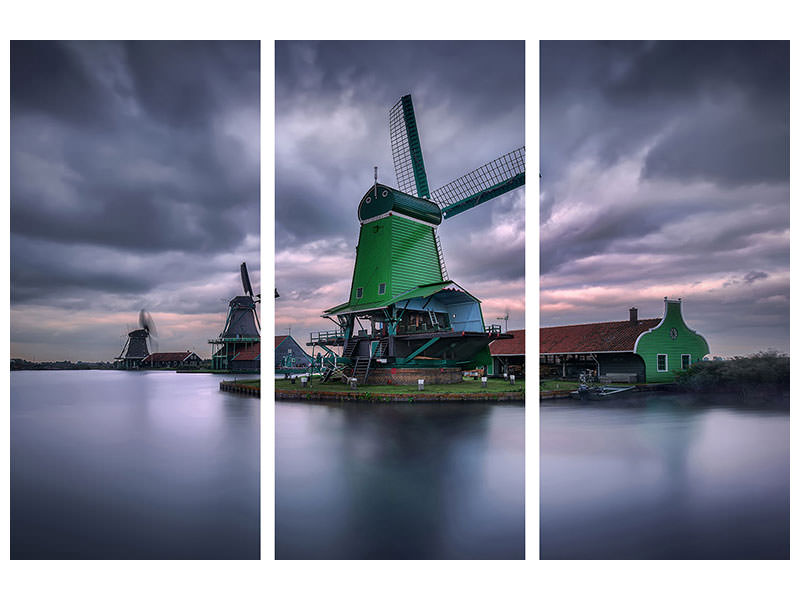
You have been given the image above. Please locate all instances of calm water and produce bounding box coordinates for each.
[11,370,260,559]
[275,401,525,559]
[540,395,789,559]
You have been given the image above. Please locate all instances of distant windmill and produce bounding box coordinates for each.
[209,262,260,371]
[116,309,158,369]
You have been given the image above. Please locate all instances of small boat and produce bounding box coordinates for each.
[571,384,635,401]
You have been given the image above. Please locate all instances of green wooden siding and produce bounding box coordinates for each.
[634,300,710,383]
[348,214,444,306]
[391,216,443,293]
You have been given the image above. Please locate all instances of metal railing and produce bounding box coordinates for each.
[309,330,345,344]
[396,323,452,335]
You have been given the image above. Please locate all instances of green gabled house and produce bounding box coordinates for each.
[540,298,709,383]
[633,298,711,383]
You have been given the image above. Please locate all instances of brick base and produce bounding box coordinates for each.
[364,367,462,386]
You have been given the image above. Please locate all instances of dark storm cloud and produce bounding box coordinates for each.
[11,41,115,125]
[10,41,260,360]
[276,41,526,341]
[541,41,788,189]
[276,40,524,245]
[12,41,258,252]
[540,41,789,356]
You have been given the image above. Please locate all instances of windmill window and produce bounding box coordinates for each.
[356,287,363,299]
[378,283,386,295]
[681,354,691,370]
[657,354,668,372]
[382,190,389,197]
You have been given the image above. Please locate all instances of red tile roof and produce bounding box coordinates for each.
[540,319,660,353]
[275,335,288,349]
[234,342,260,361]
[489,329,525,356]
[142,351,198,363]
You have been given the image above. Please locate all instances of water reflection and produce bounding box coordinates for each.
[11,370,260,559]
[540,396,789,559]
[276,401,524,559]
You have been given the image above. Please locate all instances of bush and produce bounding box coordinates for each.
[675,351,789,392]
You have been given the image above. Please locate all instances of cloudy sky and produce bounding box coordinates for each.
[11,41,260,362]
[540,41,789,357]
[276,41,525,347]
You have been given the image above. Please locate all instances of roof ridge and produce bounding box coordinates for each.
[541,318,659,329]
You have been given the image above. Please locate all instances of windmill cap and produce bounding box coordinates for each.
[358,183,442,225]
[229,295,256,308]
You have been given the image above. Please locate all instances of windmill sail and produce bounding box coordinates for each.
[241,262,254,298]
[389,95,430,198]
[431,147,525,219]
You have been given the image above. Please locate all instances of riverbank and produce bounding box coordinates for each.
[540,380,677,400]
[277,389,523,402]
[220,379,261,396]
[540,385,788,408]
[276,375,524,402]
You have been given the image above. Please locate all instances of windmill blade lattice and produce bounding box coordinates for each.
[431,147,525,219]
[389,95,430,198]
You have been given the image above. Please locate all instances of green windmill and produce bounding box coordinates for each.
[310,94,525,384]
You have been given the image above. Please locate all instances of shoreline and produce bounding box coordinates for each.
[276,389,524,403]
[540,387,789,408]
[220,380,261,396]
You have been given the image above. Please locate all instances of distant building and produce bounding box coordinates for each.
[275,335,313,372]
[141,351,202,369]
[227,341,260,373]
[540,298,709,383]
[488,329,525,376]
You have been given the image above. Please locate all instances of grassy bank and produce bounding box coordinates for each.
[540,379,580,392]
[276,375,523,395]
[220,378,260,396]
[233,379,260,388]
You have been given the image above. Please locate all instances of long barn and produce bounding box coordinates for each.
[540,298,709,383]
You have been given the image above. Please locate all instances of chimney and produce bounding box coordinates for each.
[629,307,638,324]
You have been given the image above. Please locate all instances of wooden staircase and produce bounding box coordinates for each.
[342,337,358,358]
[352,356,371,384]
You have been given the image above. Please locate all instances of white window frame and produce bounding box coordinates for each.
[378,282,386,295]
[681,354,691,370]
[356,287,363,299]
[657,353,668,372]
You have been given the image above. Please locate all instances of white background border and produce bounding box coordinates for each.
[2,1,797,598]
